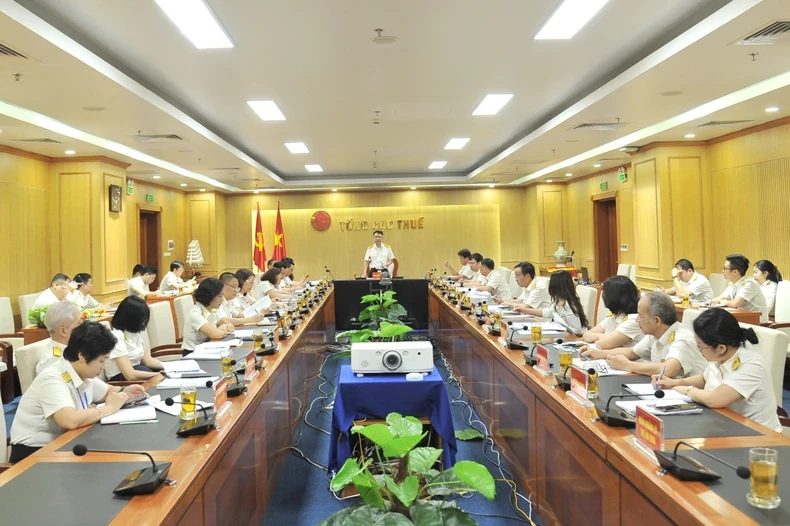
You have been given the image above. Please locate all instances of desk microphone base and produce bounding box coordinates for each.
[176,415,216,437]
[113,462,173,496]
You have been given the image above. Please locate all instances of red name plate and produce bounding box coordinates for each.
[245,350,257,380]
[536,344,549,371]
[570,366,588,399]
[214,377,228,410]
[636,406,664,451]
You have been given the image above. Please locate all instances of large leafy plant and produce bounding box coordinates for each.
[338,291,413,343]
[319,412,495,526]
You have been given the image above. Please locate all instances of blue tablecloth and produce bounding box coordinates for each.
[328,365,456,472]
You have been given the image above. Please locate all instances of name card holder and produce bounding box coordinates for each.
[567,366,593,408]
[630,406,665,461]
[213,378,232,418]
[533,344,552,377]
[245,350,258,382]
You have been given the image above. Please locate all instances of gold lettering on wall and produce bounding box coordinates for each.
[339,217,425,231]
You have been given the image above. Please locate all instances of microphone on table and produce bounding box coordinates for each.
[506,321,530,353]
[164,388,217,437]
[654,441,751,482]
[227,359,248,397]
[72,443,172,496]
[593,390,665,428]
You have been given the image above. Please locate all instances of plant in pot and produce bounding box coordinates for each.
[28,305,50,328]
[319,412,495,525]
[338,290,413,343]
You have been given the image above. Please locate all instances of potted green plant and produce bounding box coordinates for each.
[338,291,413,343]
[28,305,50,328]
[319,412,495,525]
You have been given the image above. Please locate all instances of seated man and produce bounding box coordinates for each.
[216,272,266,326]
[581,291,707,377]
[475,258,512,300]
[9,322,146,463]
[444,249,475,281]
[714,254,769,323]
[495,262,550,311]
[31,273,71,311]
[461,253,485,286]
[662,258,714,303]
[160,261,194,293]
[127,265,159,299]
[35,301,83,376]
[280,258,307,289]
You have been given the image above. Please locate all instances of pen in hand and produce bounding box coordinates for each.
[654,365,667,390]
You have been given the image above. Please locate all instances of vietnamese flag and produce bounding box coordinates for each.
[253,203,267,272]
[273,201,287,260]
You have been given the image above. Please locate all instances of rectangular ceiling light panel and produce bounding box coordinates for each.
[155,0,234,49]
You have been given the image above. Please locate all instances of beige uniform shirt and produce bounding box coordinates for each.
[485,270,512,300]
[679,273,714,303]
[364,244,395,269]
[516,279,551,310]
[31,288,60,311]
[632,321,707,377]
[104,330,145,380]
[182,304,220,351]
[722,277,769,323]
[597,313,644,347]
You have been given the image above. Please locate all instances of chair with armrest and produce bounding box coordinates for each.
[0,297,23,346]
[15,338,53,394]
[575,285,598,329]
[769,281,790,388]
[0,342,13,403]
[174,295,195,343]
[497,266,512,286]
[740,324,789,427]
[146,302,177,349]
[507,271,522,300]
[17,293,41,327]
[616,264,631,278]
[595,293,609,325]
[680,308,703,330]
[143,311,182,362]
[708,273,728,298]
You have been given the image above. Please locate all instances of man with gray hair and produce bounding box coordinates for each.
[34,301,82,376]
[581,291,707,377]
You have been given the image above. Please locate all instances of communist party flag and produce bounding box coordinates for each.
[253,203,267,272]
[273,201,287,260]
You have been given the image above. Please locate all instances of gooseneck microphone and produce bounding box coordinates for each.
[72,444,172,495]
[227,359,248,397]
[507,321,529,352]
[164,395,217,437]
[592,390,666,428]
[654,440,751,482]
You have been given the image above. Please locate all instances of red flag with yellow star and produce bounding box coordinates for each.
[253,203,267,272]
[273,201,287,260]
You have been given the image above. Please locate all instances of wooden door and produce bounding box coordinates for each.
[139,210,161,289]
[593,198,618,281]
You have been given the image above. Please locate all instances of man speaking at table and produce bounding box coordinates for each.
[363,230,399,277]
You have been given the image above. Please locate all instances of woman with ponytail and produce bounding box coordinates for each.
[654,308,780,432]
[753,259,782,317]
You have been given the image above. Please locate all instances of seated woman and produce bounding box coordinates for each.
[106,296,163,382]
[182,278,235,356]
[254,268,290,304]
[233,268,258,311]
[582,276,644,349]
[516,270,589,335]
[655,308,781,433]
[753,259,782,318]
[71,273,112,311]
[9,322,146,463]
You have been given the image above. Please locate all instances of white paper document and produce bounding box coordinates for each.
[163,360,202,374]
[100,404,158,424]
[623,383,692,401]
[615,399,701,416]
[571,358,630,376]
[195,341,230,353]
[234,329,254,340]
[156,377,219,389]
[243,296,272,317]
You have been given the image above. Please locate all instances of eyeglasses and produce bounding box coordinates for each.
[722,266,732,272]
[696,343,713,353]
[224,283,241,293]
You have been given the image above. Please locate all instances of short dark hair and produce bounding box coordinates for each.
[261,268,281,285]
[111,296,150,333]
[725,254,750,276]
[373,230,384,236]
[602,275,640,316]
[273,261,286,270]
[50,273,70,286]
[144,265,158,276]
[170,261,184,272]
[693,308,759,349]
[470,253,483,263]
[480,258,495,271]
[219,272,237,285]
[63,321,116,363]
[235,268,254,284]
[755,259,782,283]
[675,259,695,271]
[514,262,536,279]
[195,278,224,307]
[457,249,471,259]
[132,264,145,276]
[266,258,276,268]
[73,273,92,289]
[548,271,589,329]
[281,257,294,267]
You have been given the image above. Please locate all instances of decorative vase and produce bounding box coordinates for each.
[554,241,569,267]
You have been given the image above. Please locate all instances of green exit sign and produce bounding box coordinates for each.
[619,172,628,182]
[146,193,154,203]
[600,182,608,191]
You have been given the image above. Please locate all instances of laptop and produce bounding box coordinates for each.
[581,267,590,284]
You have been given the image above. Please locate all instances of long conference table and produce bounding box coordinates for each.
[0,287,336,525]
[429,287,790,525]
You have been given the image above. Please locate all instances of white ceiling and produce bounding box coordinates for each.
[0,0,787,191]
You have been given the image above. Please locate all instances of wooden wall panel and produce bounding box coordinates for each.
[524,186,540,264]
[103,173,127,286]
[58,172,92,276]
[540,189,565,260]
[215,193,226,275]
[668,157,705,270]
[190,199,213,268]
[634,159,659,270]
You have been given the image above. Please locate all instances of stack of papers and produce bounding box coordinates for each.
[243,296,272,317]
[615,399,702,416]
[234,329,254,340]
[623,383,692,401]
[162,360,208,378]
[571,358,630,376]
[156,377,219,389]
[100,404,158,425]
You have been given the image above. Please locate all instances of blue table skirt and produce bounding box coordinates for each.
[328,365,457,472]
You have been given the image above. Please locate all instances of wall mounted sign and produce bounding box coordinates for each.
[311,210,331,232]
[109,184,122,212]
[339,217,425,232]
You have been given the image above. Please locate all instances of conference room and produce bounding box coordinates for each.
[2,0,790,524]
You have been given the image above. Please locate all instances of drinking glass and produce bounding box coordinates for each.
[747,448,780,509]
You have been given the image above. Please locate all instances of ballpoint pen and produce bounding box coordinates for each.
[655,365,667,390]
[119,420,160,425]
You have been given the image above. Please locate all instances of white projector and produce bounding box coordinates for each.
[351,342,433,374]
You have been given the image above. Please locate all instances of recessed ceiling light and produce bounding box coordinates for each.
[489,184,496,188]
[565,172,572,176]
[766,106,780,113]
[472,94,513,116]
[685,133,696,138]
[410,186,417,190]
[305,164,323,172]
[154,0,234,49]
[64,150,76,155]
[535,0,610,40]
[253,190,260,194]
[331,188,338,192]
[445,138,470,150]
[593,164,601,168]
[247,101,286,121]
[429,161,447,169]
[285,142,309,154]
[180,183,188,187]
[153,175,161,179]
[199,188,206,192]
[546,179,553,183]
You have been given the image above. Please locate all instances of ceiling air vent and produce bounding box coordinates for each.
[510,159,548,165]
[697,120,754,128]
[571,122,628,131]
[0,41,27,59]
[131,133,185,143]
[12,138,61,144]
[733,21,790,46]
[598,157,630,162]
[210,167,241,172]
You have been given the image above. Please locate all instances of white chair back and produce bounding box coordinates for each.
[18,292,41,326]
[15,338,53,393]
[174,295,195,338]
[708,273,728,298]
[576,285,598,328]
[536,276,549,289]
[680,308,703,330]
[141,329,152,354]
[508,272,522,300]
[628,265,637,285]
[147,301,177,349]
[742,324,788,409]
[0,297,16,333]
[596,293,609,325]
[616,264,631,278]
[497,266,512,285]
[774,281,790,323]
[0,398,6,462]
